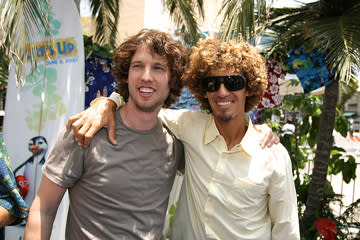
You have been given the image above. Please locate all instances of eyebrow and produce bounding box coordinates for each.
[154,62,168,68]
[130,60,142,65]
[130,60,168,67]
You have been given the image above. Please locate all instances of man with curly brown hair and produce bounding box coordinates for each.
[24,29,186,240]
[66,38,298,239]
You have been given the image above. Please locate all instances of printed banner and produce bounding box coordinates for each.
[3,0,84,239]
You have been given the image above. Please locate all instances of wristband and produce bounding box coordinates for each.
[109,92,125,110]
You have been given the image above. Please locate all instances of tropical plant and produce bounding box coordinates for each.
[338,79,359,112]
[261,92,360,239]
[162,0,204,46]
[219,0,271,42]
[83,35,115,59]
[164,0,272,45]
[0,45,9,99]
[260,1,360,229]
[0,0,50,85]
[86,0,120,48]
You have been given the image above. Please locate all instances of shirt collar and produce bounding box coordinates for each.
[204,114,219,145]
[204,114,259,157]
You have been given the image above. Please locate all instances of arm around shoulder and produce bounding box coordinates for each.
[65,93,121,147]
[24,175,66,240]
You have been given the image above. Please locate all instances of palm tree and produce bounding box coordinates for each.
[261,1,360,228]
[0,0,119,85]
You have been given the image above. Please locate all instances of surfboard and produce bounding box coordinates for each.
[3,0,84,239]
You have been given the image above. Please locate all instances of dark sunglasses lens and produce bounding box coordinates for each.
[202,78,219,92]
[224,76,244,91]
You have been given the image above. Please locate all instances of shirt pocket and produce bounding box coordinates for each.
[226,177,268,217]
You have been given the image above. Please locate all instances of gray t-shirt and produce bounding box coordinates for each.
[43,111,184,240]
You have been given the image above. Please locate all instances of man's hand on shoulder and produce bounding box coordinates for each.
[66,98,117,148]
[253,124,280,149]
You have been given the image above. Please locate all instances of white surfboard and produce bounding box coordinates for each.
[3,0,84,239]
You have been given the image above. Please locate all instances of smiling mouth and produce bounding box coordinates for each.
[139,87,155,95]
[218,101,231,106]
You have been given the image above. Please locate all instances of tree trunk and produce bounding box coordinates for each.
[302,78,339,224]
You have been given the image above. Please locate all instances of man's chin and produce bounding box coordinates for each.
[214,114,233,122]
[135,102,162,113]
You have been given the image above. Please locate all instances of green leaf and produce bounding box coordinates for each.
[334,113,349,137]
[331,159,344,175]
[342,156,357,184]
[299,116,310,136]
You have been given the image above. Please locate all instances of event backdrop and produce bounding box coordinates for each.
[3,0,84,239]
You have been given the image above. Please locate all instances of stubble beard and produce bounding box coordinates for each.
[134,98,165,113]
[213,110,239,122]
[215,114,233,122]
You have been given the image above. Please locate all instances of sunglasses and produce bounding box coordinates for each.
[201,74,247,92]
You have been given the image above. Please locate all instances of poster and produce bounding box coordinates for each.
[3,0,84,239]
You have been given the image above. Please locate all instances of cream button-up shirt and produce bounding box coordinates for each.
[160,109,300,240]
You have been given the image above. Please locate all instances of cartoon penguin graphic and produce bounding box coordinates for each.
[14,136,48,204]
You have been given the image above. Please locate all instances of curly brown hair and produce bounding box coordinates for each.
[184,38,268,113]
[112,29,188,108]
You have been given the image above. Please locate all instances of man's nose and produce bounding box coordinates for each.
[141,67,153,81]
[217,83,229,96]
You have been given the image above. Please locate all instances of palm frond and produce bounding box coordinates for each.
[219,0,270,42]
[0,0,50,86]
[304,4,360,83]
[266,2,319,50]
[338,77,359,110]
[162,0,203,46]
[265,1,360,83]
[90,0,120,48]
[0,46,9,97]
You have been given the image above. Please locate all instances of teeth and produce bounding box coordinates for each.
[218,101,231,106]
[140,87,154,93]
